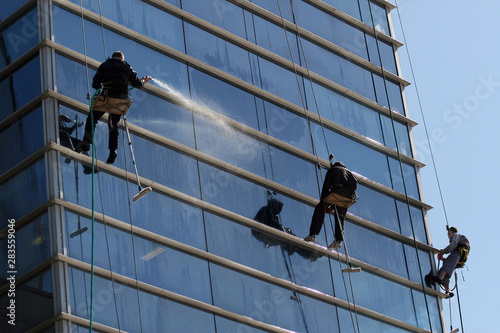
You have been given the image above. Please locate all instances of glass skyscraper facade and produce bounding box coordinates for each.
[1,0,447,332]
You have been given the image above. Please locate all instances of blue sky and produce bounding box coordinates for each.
[392,1,499,331]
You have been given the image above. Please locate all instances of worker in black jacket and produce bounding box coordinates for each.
[77,51,150,164]
[304,161,357,250]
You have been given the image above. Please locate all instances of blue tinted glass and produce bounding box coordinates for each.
[380,115,413,157]
[252,14,301,63]
[0,158,46,229]
[348,185,399,232]
[388,158,419,199]
[397,201,427,243]
[0,213,50,282]
[360,0,391,36]
[257,57,304,106]
[405,245,432,284]
[248,0,294,22]
[0,8,38,70]
[0,106,43,174]
[0,0,28,21]
[347,223,408,278]
[181,0,247,39]
[54,13,190,96]
[184,22,253,84]
[68,267,216,332]
[322,0,361,21]
[306,81,385,145]
[0,56,40,121]
[65,0,185,52]
[188,68,259,129]
[261,100,314,154]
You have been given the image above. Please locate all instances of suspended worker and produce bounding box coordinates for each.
[425,226,470,298]
[304,161,357,250]
[76,51,151,164]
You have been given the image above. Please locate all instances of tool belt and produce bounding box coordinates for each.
[323,192,358,208]
[455,244,470,269]
[92,88,132,115]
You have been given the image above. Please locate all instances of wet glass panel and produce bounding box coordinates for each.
[188,67,259,129]
[0,1,29,21]
[65,212,212,304]
[65,0,185,52]
[185,22,253,85]
[0,56,40,121]
[181,0,247,39]
[0,269,53,332]
[0,213,50,283]
[0,8,38,70]
[0,158,46,229]
[0,105,43,174]
[306,81,385,145]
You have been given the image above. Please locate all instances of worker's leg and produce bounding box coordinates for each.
[309,201,330,236]
[106,114,122,164]
[334,206,347,242]
[78,111,104,152]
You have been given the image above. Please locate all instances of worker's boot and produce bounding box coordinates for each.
[106,149,117,164]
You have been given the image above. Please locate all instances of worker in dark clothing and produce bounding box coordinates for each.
[304,161,357,250]
[425,226,470,298]
[77,51,151,164]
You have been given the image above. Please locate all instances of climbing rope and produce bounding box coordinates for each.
[366,1,433,330]
[394,1,467,331]
[274,0,361,330]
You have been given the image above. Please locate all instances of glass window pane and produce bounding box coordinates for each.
[0,105,43,174]
[0,0,29,21]
[0,269,53,332]
[0,8,38,70]
[0,56,41,121]
[0,158,46,229]
[181,0,247,39]
[65,0,185,53]
[0,213,50,282]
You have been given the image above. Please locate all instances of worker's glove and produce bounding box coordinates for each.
[142,76,152,84]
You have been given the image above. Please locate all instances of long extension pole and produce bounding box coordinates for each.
[122,116,152,201]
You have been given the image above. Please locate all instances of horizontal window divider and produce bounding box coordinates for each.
[52,178,443,302]
[0,39,44,82]
[0,142,49,185]
[0,90,47,132]
[44,42,421,169]
[303,0,398,44]
[46,88,430,212]
[26,313,125,333]
[0,0,37,31]
[144,0,408,87]
[59,233,435,333]
[58,254,296,333]
[0,197,52,240]
[51,0,416,128]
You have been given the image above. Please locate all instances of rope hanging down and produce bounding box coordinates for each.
[394,2,466,331]
[275,0,361,330]
[366,0,434,331]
